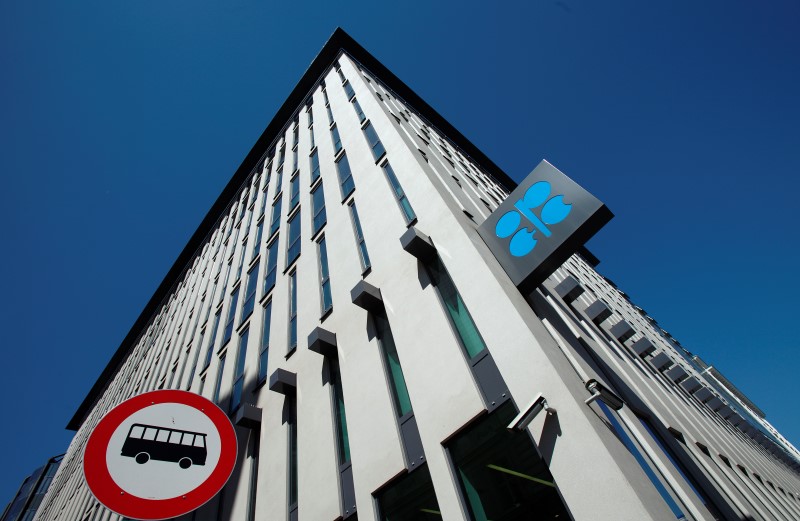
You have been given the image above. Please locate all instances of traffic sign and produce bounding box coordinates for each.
[83,390,237,520]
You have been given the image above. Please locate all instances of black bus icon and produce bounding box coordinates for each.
[120,423,208,469]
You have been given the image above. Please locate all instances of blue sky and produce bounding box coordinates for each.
[1,0,799,505]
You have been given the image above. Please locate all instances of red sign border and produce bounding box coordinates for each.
[83,390,238,520]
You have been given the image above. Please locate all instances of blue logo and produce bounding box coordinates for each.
[494,181,572,257]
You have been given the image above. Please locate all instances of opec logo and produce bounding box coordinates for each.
[494,181,572,257]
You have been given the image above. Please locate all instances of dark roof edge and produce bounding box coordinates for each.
[67,27,515,431]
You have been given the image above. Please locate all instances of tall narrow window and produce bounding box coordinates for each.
[312,183,327,234]
[204,310,222,369]
[230,327,249,412]
[306,103,313,127]
[362,121,386,161]
[286,212,301,267]
[213,353,226,404]
[258,301,272,384]
[263,237,279,296]
[382,162,416,223]
[374,313,412,417]
[241,262,259,323]
[222,288,240,347]
[309,124,316,150]
[288,397,298,519]
[310,149,320,182]
[331,359,350,464]
[331,124,342,154]
[270,197,282,237]
[288,270,298,352]
[289,174,300,210]
[259,187,268,217]
[336,153,355,199]
[277,145,285,173]
[343,80,355,100]
[317,236,332,314]
[426,257,486,359]
[186,328,205,390]
[351,98,366,123]
[252,220,263,260]
[348,201,371,272]
[235,240,248,281]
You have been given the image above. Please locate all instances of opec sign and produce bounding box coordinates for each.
[478,160,613,293]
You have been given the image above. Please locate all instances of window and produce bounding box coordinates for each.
[204,311,221,369]
[336,65,346,83]
[326,104,334,126]
[252,220,263,260]
[269,197,282,237]
[382,162,416,223]
[263,237,279,296]
[336,153,355,199]
[241,262,259,323]
[277,145,285,172]
[230,327,249,412]
[288,396,298,518]
[291,145,298,174]
[317,236,332,313]
[288,270,298,352]
[309,124,316,149]
[330,359,349,465]
[257,301,272,384]
[289,174,300,210]
[374,312,411,417]
[376,464,440,521]
[235,240,248,281]
[306,103,313,127]
[351,98,365,123]
[222,288,240,347]
[311,183,327,234]
[310,150,320,182]
[426,256,486,359]
[362,121,385,161]
[213,353,226,404]
[348,201,371,272]
[343,80,355,100]
[447,401,569,521]
[331,124,342,154]
[286,212,301,267]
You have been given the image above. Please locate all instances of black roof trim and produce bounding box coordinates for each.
[67,27,515,430]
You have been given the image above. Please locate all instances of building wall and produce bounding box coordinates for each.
[34,47,800,521]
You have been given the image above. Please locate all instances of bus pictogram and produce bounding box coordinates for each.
[120,423,208,469]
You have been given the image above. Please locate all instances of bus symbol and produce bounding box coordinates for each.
[120,423,208,469]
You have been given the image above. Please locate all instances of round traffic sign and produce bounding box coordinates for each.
[83,390,237,520]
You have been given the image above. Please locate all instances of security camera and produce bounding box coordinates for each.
[584,379,624,410]
[508,393,556,432]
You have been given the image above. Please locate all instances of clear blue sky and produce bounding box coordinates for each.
[1,0,798,505]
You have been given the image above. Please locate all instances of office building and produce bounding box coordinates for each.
[35,29,800,521]
[2,455,62,521]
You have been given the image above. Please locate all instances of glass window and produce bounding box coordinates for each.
[318,236,332,313]
[330,359,350,464]
[382,162,416,223]
[288,397,298,514]
[286,212,301,267]
[213,353,226,404]
[363,122,386,161]
[309,124,316,150]
[222,287,240,347]
[349,201,371,272]
[292,146,298,174]
[331,124,342,154]
[241,262,259,323]
[258,301,272,384]
[447,401,570,521]
[277,145,285,172]
[374,313,412,417]
[352,98,366,123]
[312,183,327,234]
[252,220,263,260]
[230,327,249,412]
[343,80,355,100]
[269,197,282,237]
[289,174,300,210]
[235,240,248,281]
[376,464,441,521]
[426,257,486,359]
[204,311,221,369]
[322,84,329,105]
[263,237,278,296]
[288,270,298,352]
[598,402,686,518]
[307,103,313,127]
[336,153,355,199]
[310,149,320,182]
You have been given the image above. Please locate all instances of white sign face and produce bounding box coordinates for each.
[105,402,222,500]
[84,390,238,521]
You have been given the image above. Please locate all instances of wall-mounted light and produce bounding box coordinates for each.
[584,379,624,410]
[508,393,556,432]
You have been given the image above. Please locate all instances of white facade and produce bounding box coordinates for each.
[36,30,800,521]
